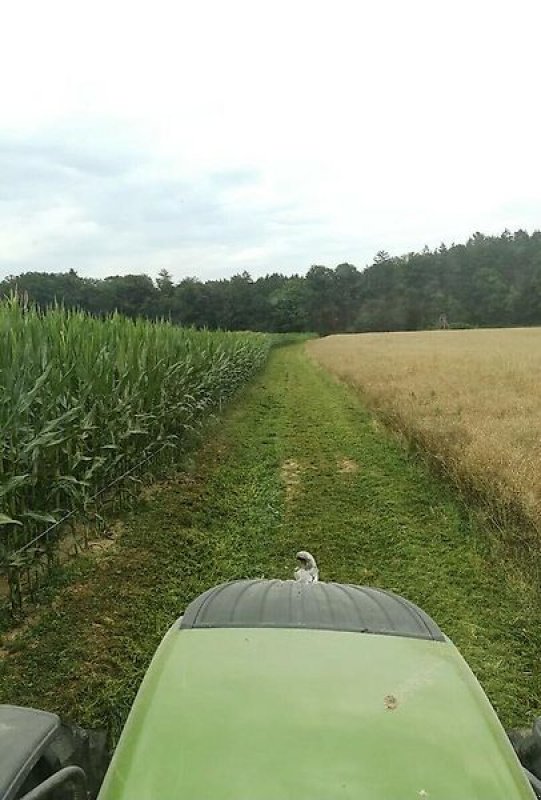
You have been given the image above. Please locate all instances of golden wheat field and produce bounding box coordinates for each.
[307,328,541,532]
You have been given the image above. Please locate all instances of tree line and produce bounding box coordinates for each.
[1,229,541,334]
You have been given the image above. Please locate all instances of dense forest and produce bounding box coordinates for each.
[1,229,541,334]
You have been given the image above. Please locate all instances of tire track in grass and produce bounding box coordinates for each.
[0,344,540,738]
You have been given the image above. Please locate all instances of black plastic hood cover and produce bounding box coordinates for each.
[180,579,445,641]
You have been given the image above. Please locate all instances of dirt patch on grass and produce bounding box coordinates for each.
[337,457,359,474]
[0,610,42,655]
[88,538,116,556]
[281,459,301,502]
[87,521,126,559]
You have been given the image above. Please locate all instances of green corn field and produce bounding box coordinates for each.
[0,296,271,605]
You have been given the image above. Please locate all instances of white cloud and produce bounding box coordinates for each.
[1,0,540,279]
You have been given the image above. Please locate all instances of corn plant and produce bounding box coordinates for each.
[0,296,271,605]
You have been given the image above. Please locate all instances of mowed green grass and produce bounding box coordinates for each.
[1,344,540,741]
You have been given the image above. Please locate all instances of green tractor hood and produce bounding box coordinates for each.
[98,580,535,800]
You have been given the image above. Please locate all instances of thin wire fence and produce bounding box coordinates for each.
[12,442,169,559]
[4,441,171,612]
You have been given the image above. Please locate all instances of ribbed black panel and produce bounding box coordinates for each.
[180,580,444,641]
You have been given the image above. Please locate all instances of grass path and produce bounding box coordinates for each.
[1,344,540,739]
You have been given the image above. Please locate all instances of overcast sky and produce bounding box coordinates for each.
[1,0,540,281]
